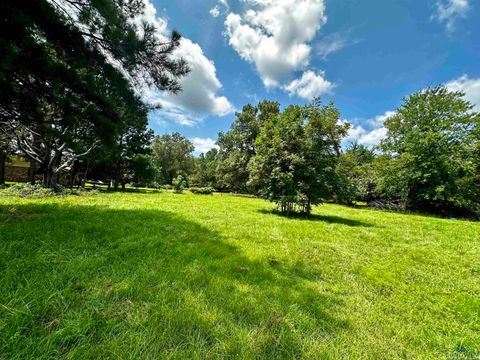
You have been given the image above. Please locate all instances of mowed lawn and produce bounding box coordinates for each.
[0,192,479,359]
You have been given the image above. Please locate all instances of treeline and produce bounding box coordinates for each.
[152,88,479,217]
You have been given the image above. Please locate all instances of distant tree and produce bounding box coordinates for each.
[110,123,154,190]
[172,174,187,193]
[189,148,219,188]
[151,133,195,184]
[250,99,349,214]
[336,142,376,204]
[132,154,158,187]
[380,86,480,215]
[217,100,280,192]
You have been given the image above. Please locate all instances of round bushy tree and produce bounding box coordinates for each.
[172,174,187,194]
[249,99,349,214]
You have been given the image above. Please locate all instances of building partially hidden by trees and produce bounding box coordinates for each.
[3,155,32,183]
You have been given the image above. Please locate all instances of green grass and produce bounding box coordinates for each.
[0,191,479,359]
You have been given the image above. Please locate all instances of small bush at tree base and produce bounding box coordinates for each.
[189,187,214,195]
[1,183,97,198]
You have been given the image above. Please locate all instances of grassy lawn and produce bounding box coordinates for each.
[0,191,479,359]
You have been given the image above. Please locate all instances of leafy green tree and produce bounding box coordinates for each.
[132,154,158,187]
[336,142,376,204]
[110,123,154,190]
[151,133,195,184]
[380,86,480,215]
[189,148,219,188]
[217,101,280,192]
[250,99,350,214]
[0,0,188,187]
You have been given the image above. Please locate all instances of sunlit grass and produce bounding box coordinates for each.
[0,191,479,358]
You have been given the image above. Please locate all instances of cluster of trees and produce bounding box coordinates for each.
[185,88,479,217]
[0,0,188,188]
[29,84,470,217]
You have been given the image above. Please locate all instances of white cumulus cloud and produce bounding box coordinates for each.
[210,6,220,18]
[135,0,234,126]
[191,137,219,154]
[224,0,332,94]
[345,111,395,147]
[433,0,470,32]
[284,70,334,99]
[162,39,235,117]
[446,75,480,111]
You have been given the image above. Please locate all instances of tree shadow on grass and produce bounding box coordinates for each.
[0,202,349,359]
[258,208,375,227]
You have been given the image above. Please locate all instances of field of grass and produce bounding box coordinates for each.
[0,191,479,359]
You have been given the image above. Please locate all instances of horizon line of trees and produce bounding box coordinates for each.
[1,84,479,217]
[143,86,479,217]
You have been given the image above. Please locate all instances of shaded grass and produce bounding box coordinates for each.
[257,208,375,227]
[0,192,479,359]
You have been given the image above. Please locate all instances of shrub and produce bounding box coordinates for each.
[1,183,97,197]
[2,183,54,197]
[189,187,214,195]
[157,184,172,190]
[172,175,187,193]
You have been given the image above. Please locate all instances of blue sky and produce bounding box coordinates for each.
[142,0,480,154]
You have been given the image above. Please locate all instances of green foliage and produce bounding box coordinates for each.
[172,174,187,193]
[1,183,96,197]
[2,183,55,197]
[152,133,195,184]
[189,148,219,188]
[189,187,214,195]
[380,86,480,216]
[132,154,158,187]
[250,99,350,214]
[0,0,188,187]
[217,101,280,192]
[335,142,376,204]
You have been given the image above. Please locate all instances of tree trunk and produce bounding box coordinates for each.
[43,168,57,188]
[29,160,36,185]
[69,162,77,188]
[0,149,5,185]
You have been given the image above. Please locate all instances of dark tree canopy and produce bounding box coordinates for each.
[151,133,195,184]
[0,0,188,187]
